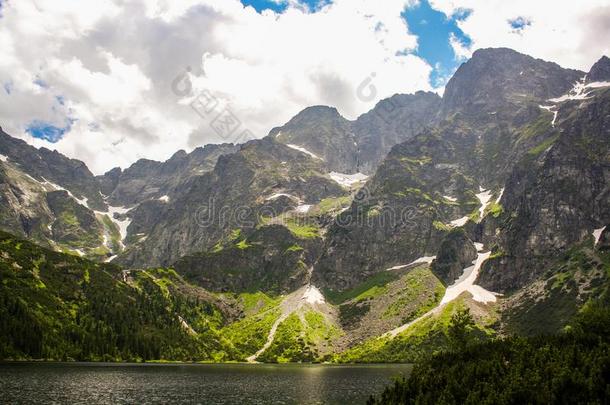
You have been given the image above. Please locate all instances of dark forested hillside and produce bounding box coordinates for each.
[0,231,231,361]
[368,303,610,404]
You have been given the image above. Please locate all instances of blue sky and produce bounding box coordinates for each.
[241,0,327,13]
[402,0,471,87]
[26,120,74,143]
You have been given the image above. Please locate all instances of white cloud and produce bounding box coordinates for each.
[0,0,607,174]
[430,0,609,71]
[0,0,432,174]
[449,33,472,60]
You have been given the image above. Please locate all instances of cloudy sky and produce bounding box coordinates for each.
[0,0,608,174]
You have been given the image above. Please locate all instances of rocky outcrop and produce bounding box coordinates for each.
[272,106,358,173]
[440,47,583,119]
[353,91,441,173]
[46,190,103,250]
[431,229,478,285]
[586,55,610,83]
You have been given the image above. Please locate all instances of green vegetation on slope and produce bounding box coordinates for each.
[324,271,401,305]
[220,292,282,360]
[257,310,343,363]
[338,297,496,363]
[383,266,446,323]
[368,303,610,404]
[0,231,231,361]
[501,243,610,336]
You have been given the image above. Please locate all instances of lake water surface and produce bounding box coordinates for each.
[0,362,412,404]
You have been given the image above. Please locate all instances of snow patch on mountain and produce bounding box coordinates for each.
[286,144,323,160]
[265,192,298,201]
[495,188,505,204]
[95,205,133,249]
[450,216,469,227]
[476,188,492,219]
[539,105,558,127]
[547,77,609,104]
[440,249,497,305]
[386,256,436,271]
[593,226,607,246]
[302,285,325,305]
[329,172,368,188]
[35,176,90,208]
[295,204,312,213]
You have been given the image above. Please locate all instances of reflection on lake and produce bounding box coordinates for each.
[0,362,412,404]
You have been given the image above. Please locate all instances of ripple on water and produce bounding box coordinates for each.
[0,362,413,404]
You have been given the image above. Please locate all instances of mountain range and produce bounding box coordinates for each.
[1,48,609,362]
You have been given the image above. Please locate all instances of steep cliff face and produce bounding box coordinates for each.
[440,48,583,119]
[0,156,112,258]
[0,128,237,261]
[352,91,441,173]
[272,106,358,173]
[479,87,610,292]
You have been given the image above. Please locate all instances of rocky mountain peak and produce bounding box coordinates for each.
[169,149,188,160]
[279,105,347,131]
[440,47,583,117]
[587,55,610,83]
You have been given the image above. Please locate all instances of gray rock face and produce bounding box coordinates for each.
[46,190,103,249]
[431,229,478,285]
[479,87,610,292]
[586,55,610,83]
[100,143,239,206]
[440,47,583,119]
[272,106,358,173]
[353,91,441,173]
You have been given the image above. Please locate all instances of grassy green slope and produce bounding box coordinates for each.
[338,296,497,363]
